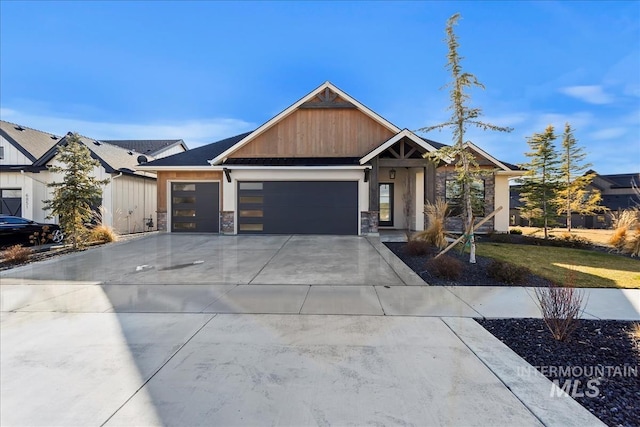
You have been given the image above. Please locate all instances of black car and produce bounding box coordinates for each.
[0,215,64,247]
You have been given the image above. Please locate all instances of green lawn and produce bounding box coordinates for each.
[476,243,640,289]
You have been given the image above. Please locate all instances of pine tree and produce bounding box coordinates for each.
[43,133,110,249]
[555,123,602,231]
[519,125,562,239]
[420,13,512,263]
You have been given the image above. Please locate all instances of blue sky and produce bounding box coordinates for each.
[1,1,638,174]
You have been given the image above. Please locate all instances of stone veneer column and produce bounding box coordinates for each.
[221,211,235,234]
[360,211,379,235]
[157,211,167,232]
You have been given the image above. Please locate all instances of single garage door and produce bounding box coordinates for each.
[237,181,358,235]
[171,182,219,232]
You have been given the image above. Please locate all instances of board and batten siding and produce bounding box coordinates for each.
[110,174,157,234]
[229,108,395,158]
[0,135,32,165]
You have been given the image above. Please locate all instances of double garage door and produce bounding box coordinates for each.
[170,181,358,235]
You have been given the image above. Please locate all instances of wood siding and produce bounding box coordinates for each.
[157,171,223,213]
[229,108,395,158]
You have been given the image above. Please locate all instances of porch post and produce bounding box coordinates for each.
[362,157,380,234]
[424,161,436,204]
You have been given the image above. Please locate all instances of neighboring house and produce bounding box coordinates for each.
[138,82,521,235]
[509,171,640,229]
[0,121,157,234]
[100,139,188,159]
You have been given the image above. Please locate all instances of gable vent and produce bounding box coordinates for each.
[14,126,25,131]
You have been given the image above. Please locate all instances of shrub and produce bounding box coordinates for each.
[555,232,592,249]
[609,227,627,251]
[2,245,32,265]
[487,233,512,244]
[89,225,118,243]
[405,240,432,256]
[486,260,530,284]
[425,255,462,280]
[623,227,640,257]
[413,199,449,249]
[509,228,523,235]
[29,225,53,247]
[534,271,586,341]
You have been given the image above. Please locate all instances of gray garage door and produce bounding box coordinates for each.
[237,181,358,235]
[171,182,219,232]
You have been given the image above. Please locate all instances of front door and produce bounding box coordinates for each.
[379,183,394,227]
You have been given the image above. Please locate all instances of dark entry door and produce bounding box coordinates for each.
[379,183,393,226]
[171,182,219,232]
[237,181,358,235]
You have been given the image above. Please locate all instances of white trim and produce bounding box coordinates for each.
[495,170,524,176]
[137,166,225,171]
[464,142,514,172]
[167,179,221,233]
[209,81,402,165]
[225,165,371,171]
[359,129,440,164]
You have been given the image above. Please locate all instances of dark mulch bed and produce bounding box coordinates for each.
[478,318,640,427]
[0,246,79,271]
[384,241,553,286]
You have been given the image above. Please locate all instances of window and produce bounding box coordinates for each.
[239,210,263,218]
[239,223,263,231]
[173,209,196,217]
[445,179,485,217]
[1,189,21,198]
[173,222,196,230]
[172,183,195,191]
[239,196,263,204]
[239,182,263,190]
[0,146,4,159]
[172,196,196,204]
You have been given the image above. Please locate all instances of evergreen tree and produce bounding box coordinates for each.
[555,123,602,231]
[420,13,512,263]
[43,133,109,249]
[519,125,562,239]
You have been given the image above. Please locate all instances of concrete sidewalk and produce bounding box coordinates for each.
[2,278,638,320]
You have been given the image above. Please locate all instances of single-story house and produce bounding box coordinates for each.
[137,82,522,235]
[100,139,188,159]
[0,121,158,234]
[510,171,640,229]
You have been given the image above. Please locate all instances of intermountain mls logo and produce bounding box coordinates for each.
[517,365,638,398]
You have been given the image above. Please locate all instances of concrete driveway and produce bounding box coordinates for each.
[0,234,607,426]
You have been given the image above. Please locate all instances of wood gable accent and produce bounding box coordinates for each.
[229,106,396,158]
[211,82,401,164]
[299,87,356,109]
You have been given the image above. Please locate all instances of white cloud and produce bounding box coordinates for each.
[559,85,614,104]
[589,127,627,140]
[0,109,255,148]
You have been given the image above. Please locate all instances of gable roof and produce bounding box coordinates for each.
[208,81,402,165]
[100,139,188,156]
[0,120,61,161]
[359,129,443,164]
[140,132,252,168]
[34,133,157,177]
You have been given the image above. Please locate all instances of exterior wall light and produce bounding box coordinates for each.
[389,169,396,180]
